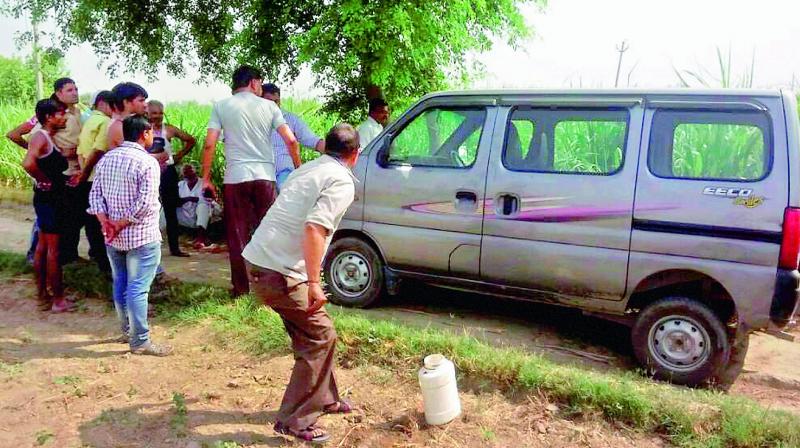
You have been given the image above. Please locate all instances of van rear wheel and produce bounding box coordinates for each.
[631,297,731,387]
[324,237,384,308]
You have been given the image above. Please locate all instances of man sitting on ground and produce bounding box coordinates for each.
[176,163,222,249]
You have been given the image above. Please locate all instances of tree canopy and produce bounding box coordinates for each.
[0,51,67,103]
[2,0,539,117]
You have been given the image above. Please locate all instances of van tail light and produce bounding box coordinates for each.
[779,207,800,270]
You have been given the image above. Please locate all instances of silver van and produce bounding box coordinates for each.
[323,89,800,387]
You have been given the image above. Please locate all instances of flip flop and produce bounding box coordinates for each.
[51,301,78,313]
[274,421,330,444]
[323,400,353,414]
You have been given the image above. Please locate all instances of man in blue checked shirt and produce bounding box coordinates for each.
[262,83,325,191]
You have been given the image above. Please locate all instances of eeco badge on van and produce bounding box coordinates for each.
[702,186,764,208]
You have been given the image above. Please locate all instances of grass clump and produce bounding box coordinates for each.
[0,249,799,447]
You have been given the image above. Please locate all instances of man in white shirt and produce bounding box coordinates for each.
[356,98,389,150]
[200,65,300,296]
[176,163,222,248]
[243,123,360,444]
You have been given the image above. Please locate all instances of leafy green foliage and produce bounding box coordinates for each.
[0,98,337,191]
[171,392,188,437]
[0,52,68,103]
[0,0,536,117]
[672,123,765,180]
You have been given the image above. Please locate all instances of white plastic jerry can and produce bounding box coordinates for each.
[418,353,461,425]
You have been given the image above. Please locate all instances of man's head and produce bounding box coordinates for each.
[93,90,116,117]
[53,78,79,106]
[261,83,280,106]
[182,163,198,180]
[368,98,390,126]
[146,100,165,126]
[122,114,154,148]
[112,82,149,115]
[231,65,264,96]
[325,123,361,167]
[35,98,68,130]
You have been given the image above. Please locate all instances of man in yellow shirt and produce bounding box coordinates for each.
[77,90,116,272]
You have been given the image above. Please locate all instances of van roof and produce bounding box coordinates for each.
[421,88,784,101]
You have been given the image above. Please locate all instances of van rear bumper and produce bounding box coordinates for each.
[770,269,800,327]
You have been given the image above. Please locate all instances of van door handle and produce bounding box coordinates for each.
[495,193,520,216]
[454,190,478,212]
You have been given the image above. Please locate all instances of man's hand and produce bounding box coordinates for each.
[100,219,116,244]
[201,178,217,200]
[152,151,169,168]
[307,282,328,315]
[66,171,82,187]
[102,218,130,243]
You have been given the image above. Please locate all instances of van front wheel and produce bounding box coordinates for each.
[324,237,384,308]
[631,297,730,387]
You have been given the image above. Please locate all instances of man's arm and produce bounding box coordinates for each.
[303,178,356,314]
[200,128,221,194]
[6,119,35,149]
[303,222,329,314]
[168,125,196,164]
[121,161,161,225]
[276,124,301,169]
[293,117,324,154]
[21,133,52,185]
[79,150,104,183]
[107,120,124,149]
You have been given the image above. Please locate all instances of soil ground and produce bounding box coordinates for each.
[0,278,667,447]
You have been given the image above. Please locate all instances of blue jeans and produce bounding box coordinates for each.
[27,218,39,264]
[276,168,293,192]
[106,241,161,349]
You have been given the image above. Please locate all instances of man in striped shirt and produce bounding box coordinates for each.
[88,115,173,357]
[261,83,324,191]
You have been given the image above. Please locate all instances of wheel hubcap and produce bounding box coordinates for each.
[331,251,372,298]
[648,315,711,372]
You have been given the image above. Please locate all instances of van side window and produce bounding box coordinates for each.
[388,107,485,168]
[504,108,628,175]
[648,110,771,181]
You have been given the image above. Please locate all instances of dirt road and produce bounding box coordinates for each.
[1,202,798,415]
[0,274,672,447]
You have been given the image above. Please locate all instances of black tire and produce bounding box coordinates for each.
[323,237,384,308]
[631,297,730,387]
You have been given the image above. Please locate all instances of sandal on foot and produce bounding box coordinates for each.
[274,422,330,444]
[323,400,353,414]
[51,300,78,313]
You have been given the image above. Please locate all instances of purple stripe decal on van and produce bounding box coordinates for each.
[403,198,675,222]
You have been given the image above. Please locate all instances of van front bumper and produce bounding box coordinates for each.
[770,269,800,328]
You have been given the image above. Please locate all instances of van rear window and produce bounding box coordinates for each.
[504,108,629,175]
[648,110,772,181]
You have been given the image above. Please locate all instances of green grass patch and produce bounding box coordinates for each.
[0,249,799,447]
[0,360,23,377]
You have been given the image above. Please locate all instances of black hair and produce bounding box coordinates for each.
[325,123,360,157]
[122,114,153,142]
[111,82,148,110]
[35,98,67,125]
[232,65,263,90]
[53,77,76,92]
[368,98,388,114]
[93,90,116,108]
[262,83,280,95]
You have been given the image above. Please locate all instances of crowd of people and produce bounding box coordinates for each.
[5,64,392,443]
